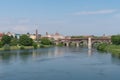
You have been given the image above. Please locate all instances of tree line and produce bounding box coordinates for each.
[0,34,53,49]
[97,35,120,51]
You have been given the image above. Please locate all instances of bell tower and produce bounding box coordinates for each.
[36,29,38,41]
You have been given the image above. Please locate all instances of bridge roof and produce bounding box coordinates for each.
[58,38,111,42]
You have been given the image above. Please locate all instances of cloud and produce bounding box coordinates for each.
[74,9,117,15]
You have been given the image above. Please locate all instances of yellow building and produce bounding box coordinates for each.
[30,34,36,40]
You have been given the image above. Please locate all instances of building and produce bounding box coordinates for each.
[0,33,3,40]
[44,32,65,40]
[15,34,21,39]
[30,34,36,40]
[28,34,41,41]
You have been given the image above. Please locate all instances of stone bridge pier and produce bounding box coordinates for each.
[76,42,79,47]
[88,37,92,49]
[66,42,69,47]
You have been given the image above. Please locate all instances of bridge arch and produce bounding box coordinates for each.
[91,40,111,47]
[64,42,69,47]
[55,38,111,48]
[78,40,87,47]
[91,41,102,47]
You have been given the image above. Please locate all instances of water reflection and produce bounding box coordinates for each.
[88,49,92,56]
[0,47,120,80]
[48,47,64,58]
[0,51,17,64]
[0,47,120,64]
[19,50,33,62]
[0,47,66,64]
[0,50,31,64]
[112,53,120,59]
[111,54,120,65]
[32,47,65,59]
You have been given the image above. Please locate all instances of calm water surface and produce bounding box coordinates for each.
[0,47,120,80]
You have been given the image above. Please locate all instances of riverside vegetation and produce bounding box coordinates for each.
[97,35,120,57]
[0,35,54,51]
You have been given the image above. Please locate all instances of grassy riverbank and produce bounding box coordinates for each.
[97,44,120,56]
[0,46,34,51]
[40,44,53,48]
[0,44,54,51]
[106,45,120,54]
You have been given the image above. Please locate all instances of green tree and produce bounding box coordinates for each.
[10,38,18,46]
[19,35,33,46]
[97,43,108,51]
[1,35,11,45]
[33,42,38,49]
[0,41,3,48]
[3,44,10,51]
[111,35,120,45]
[40,38,52,45]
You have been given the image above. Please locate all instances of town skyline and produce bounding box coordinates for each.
[0,0,120,36]
[0,30,111,37]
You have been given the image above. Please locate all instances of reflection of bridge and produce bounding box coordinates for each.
[55,37,111,49]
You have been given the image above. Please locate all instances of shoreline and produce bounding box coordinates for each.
[0,46,34,51]
[97,44,120,57]
[0,45,54,51]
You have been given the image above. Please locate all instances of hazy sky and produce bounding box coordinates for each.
[0,0,120,36]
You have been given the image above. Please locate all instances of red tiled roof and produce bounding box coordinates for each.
[0,33,3,37]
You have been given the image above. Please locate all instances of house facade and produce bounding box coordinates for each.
[44,32,65,40]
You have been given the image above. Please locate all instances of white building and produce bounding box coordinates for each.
[44,32,65,40]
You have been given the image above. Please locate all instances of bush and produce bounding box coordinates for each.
[40,38,52,45]
[19,35,33,46]
[33,42,38,49]
[39,44,45,48]
[111,35,120,45]
[97,43,108,51]
[57,43,64,47]
[3,44,10,51]
[20,46,25,50]
[0,41,3,48]
[10,38,18,46]
[1,35,11,45]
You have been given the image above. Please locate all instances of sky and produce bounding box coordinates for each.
[0,0,120,36]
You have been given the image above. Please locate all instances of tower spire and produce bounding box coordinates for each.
[36,29,38,42]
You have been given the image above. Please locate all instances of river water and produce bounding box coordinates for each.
[0,47,120,80]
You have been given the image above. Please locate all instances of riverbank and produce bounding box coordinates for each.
[97,44,120,56]
[0,45,53,51]
[0,46,34,51]
[106,45,120,58]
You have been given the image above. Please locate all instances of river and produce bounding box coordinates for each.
[0,47,120,80]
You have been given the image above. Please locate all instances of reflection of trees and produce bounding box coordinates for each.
[0,47,67,64]
[0,51,17,64]
[111,54,120,65]
[32,49,49,58]
[0,50,33,64]
[19,50,33,62]
[112,53,120,59]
